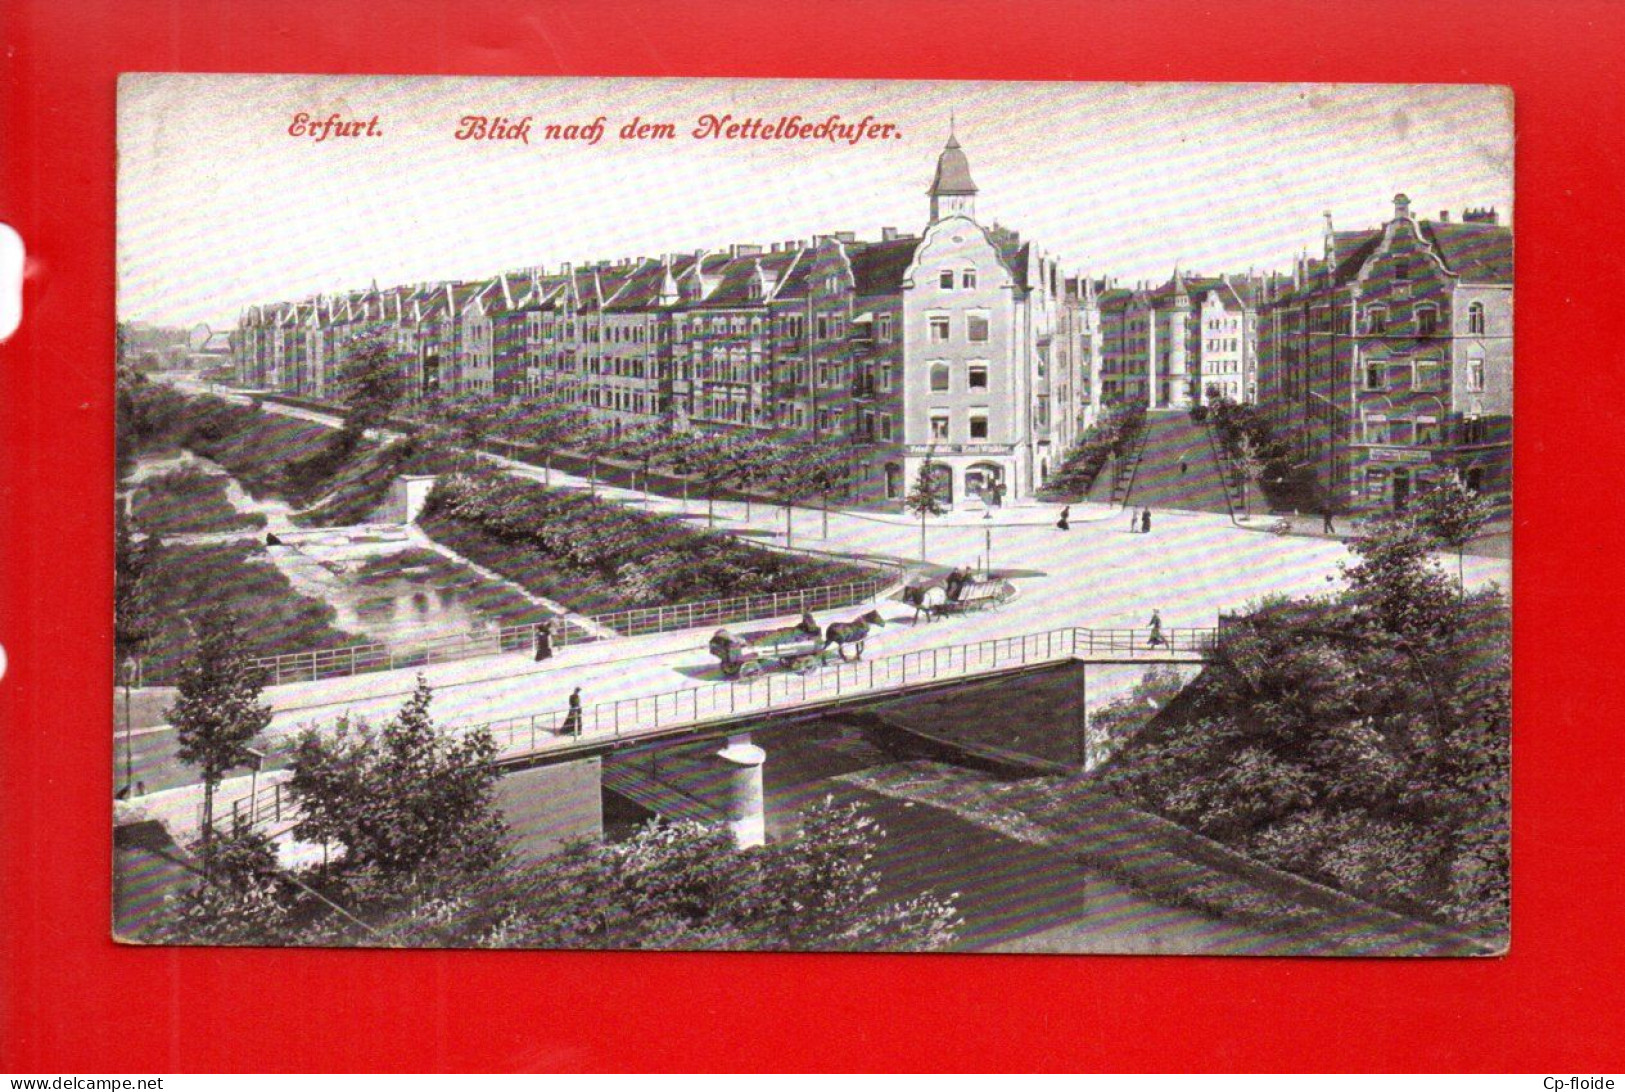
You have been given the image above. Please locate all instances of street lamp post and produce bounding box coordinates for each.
[121,656,137,796]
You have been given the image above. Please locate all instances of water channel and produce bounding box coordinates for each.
[129,450,545,654]
[596,661,1328,955]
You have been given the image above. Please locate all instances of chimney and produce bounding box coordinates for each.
[834,231,856,244]
[1463,206,1499,225]
[1439,210,1450,222]
[881,226,899,241]
[1393,193,1413,220]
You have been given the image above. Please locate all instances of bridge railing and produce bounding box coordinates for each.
[241,574,899,687]
[205,623,1217,837]
[459,625,1218,761]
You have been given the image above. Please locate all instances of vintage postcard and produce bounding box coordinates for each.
[113,75,1512,954]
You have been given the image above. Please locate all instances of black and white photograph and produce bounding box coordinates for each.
[113,75,1512,955]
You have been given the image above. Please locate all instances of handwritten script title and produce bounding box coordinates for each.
[288,112,903,146]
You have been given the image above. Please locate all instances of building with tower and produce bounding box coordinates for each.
[233,127,1084,510]
[1257,196,1512,513]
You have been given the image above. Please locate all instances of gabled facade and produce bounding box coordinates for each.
[233,130,1090,510]
[1257,196,1512,512]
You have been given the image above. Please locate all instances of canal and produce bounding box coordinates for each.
[597,661,1323,955]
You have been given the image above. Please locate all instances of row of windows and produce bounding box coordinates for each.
[927,313,992,344]
[928,360,990,392]
[928,408,991,441]
[1362,358,1486,392]
[1361,414,1445,446]
[1363,301,1487,336]
[938,268,980,291]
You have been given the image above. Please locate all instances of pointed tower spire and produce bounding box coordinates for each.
[928,119,978,224]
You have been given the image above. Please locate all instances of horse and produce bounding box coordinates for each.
[902,580,947,624]
[822,609,887,661]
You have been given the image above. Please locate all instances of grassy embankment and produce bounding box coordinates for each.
[418,471,881,619]
[133,540,364,686]
[131,465,266,535]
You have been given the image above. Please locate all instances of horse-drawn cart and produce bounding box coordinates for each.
[708,625,829,679]
[902,571,1018,622]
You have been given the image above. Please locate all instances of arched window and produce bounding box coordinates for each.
[1468,302,1486,334]
[1415,304,1439,336]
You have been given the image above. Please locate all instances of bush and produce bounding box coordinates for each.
[1099,583,1510,933]
[419,471,877,612]
[1042,403,1147,499]
[133,464,266,535]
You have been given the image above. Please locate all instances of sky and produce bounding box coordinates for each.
[117,76,1513,330]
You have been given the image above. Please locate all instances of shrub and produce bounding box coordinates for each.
[419,472,877,612]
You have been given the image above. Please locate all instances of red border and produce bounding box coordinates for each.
[3,0,1622,1073]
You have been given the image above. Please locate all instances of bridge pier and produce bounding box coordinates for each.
[716,734,767,849]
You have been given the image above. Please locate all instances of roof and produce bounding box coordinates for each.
[849,237,920,296]
[929,134,978,196]
[1421,221,1513,283]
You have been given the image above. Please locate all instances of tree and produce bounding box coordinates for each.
[286,676,505,894]
[1234,433,1268,518]
[337,330,406,441]
[1410,473,1495,595]
[383,796,959,951]
[114,510,158,672]
[607,422,673,503]
[903,457,952,561]
[1340,511,1459,639]
[572,420,620,497]
[167,606,272,867]
[727,435,777,521]
[761,438,822,549]
[1086,664,1190,768]
[799,442,855,539]
[669,431,738,528]
[422,390,503,471]
[504,401,590,486]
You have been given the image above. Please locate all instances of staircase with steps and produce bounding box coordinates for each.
[1119,410,1238,516]
[1107,421,1150,507]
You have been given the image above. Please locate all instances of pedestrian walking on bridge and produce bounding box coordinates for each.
[1140,507,1153,535]
[561,687,583,737]
[533,618,555,662]
[1146,609,1167,647]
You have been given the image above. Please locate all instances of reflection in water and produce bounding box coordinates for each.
[130,451,535,654]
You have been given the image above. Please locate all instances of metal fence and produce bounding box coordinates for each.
[243,575,899,686]
[201,779,294,838]
[205,624,1215,837]
[461,625,1218,762]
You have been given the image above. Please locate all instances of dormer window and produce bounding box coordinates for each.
[940,270,956,290]
[961,268,978,290]
[1394,259,1411,282]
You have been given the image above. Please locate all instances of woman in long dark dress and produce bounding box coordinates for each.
[561,687,583,736]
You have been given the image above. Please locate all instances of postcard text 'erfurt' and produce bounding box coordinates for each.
[287,113,382,141]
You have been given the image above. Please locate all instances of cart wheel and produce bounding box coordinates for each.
[739,660,763,679]
[790,655,814,674]
[721,661,741,679]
